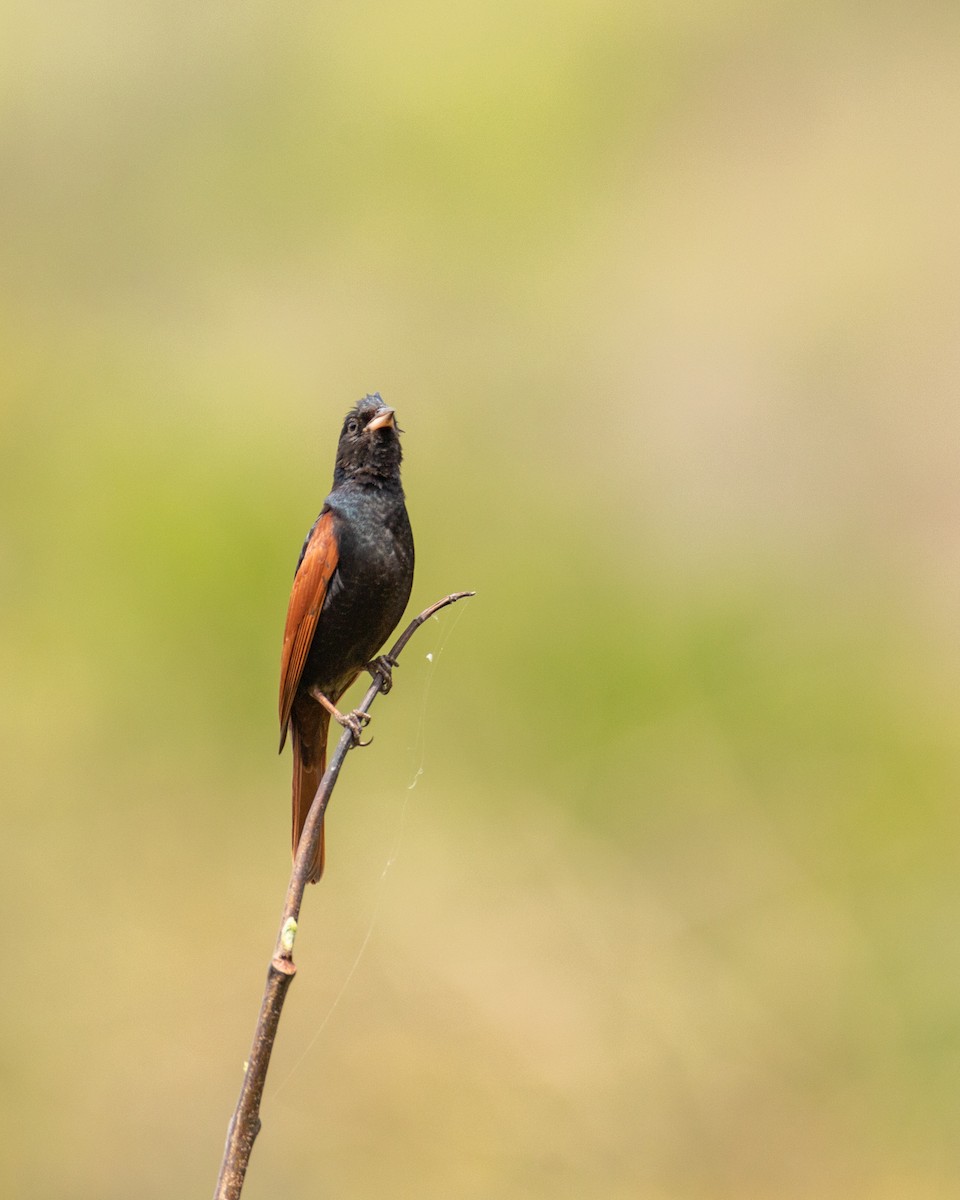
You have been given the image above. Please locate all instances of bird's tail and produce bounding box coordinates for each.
[291,707,330,883]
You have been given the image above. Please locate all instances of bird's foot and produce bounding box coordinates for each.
[367,654,398,694]
[308,686,373,746]
[336,708,372,746]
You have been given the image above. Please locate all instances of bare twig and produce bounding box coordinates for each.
[213,591,475,1200]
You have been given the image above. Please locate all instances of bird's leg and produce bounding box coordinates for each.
[308,686,372,746]
[366,654,398,694]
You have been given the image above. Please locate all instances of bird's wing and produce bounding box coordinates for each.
[278,509,339,747]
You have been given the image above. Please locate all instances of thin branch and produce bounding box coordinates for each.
[213,591,475,1200]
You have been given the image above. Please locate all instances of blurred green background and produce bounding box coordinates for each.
[3,3,960,1197]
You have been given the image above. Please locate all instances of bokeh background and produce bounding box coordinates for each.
[4,3,960,1197]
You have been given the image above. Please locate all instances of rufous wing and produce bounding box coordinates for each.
[278,509,338,750]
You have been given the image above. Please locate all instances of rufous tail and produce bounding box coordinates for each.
[291,707,330,883]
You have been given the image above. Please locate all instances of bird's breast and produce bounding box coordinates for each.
[300,487,414,695]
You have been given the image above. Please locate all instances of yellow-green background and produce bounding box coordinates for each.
[4,4,960,1197]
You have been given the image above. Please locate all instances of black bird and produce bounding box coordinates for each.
[278,394,415,882]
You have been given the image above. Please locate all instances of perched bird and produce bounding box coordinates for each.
[278,394,415,882]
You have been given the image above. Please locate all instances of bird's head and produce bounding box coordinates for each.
[333,393,404,485]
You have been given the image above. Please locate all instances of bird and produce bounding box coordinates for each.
[278,394,415,883]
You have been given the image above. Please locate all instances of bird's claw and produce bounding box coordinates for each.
[367,654,398,694]
[336,708,372,745]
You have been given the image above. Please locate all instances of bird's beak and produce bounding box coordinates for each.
[366,407,396,432]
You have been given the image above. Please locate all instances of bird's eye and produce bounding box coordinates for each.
[346,419,359,436]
